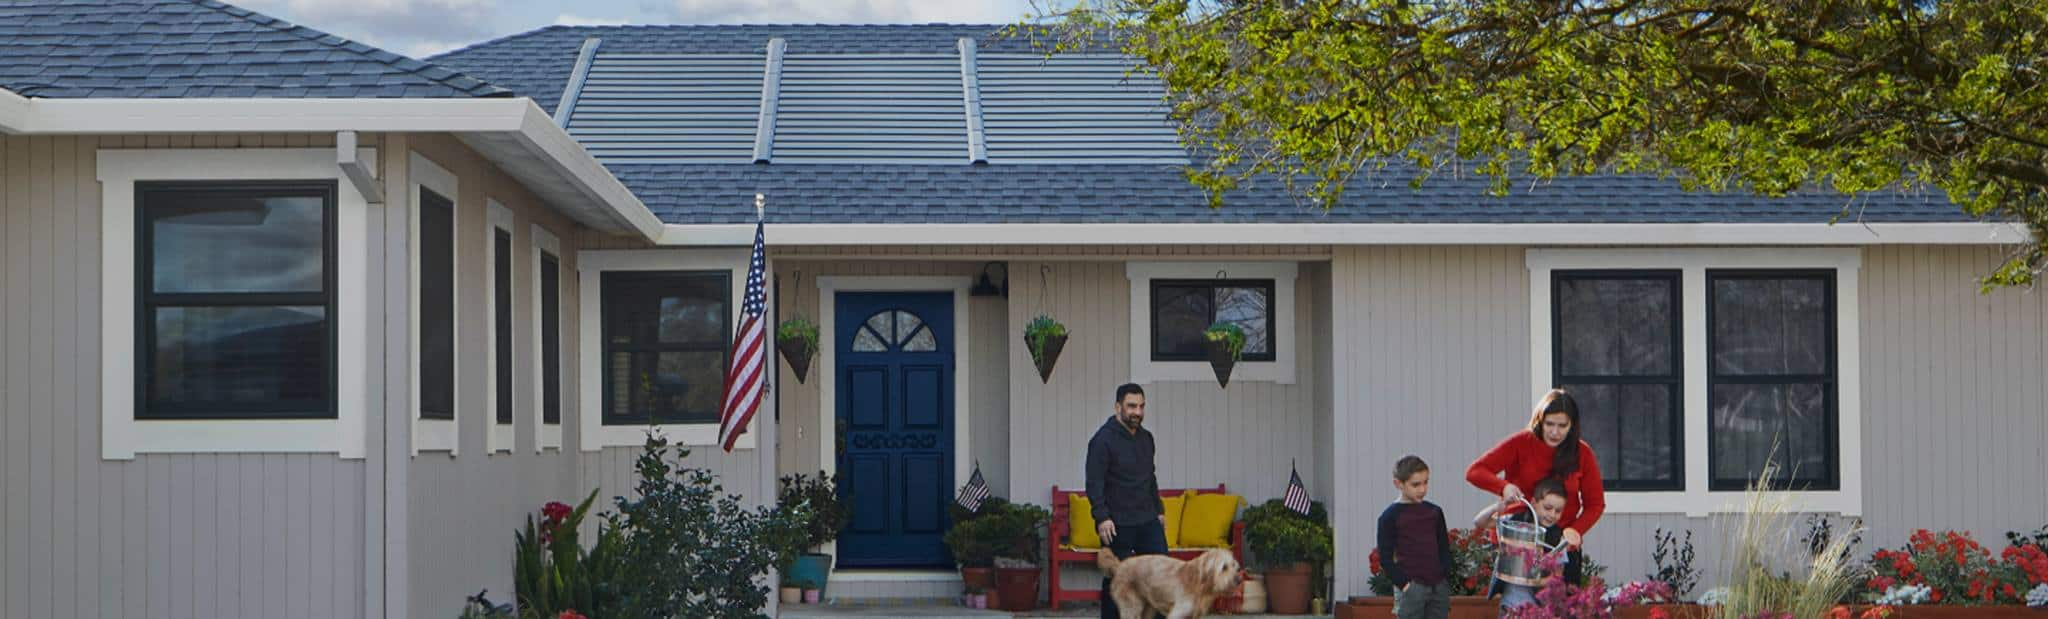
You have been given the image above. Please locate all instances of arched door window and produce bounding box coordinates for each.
[851,309,938,352]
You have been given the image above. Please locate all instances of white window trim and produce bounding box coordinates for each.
[814,275,974,572]
[97,148,371,459]
[1526,248,1863,517]
[1125,261,1298,385]
[485,200,517,454]
[532,224,565,452]
[577,248,759,451]
[411,152,459,456]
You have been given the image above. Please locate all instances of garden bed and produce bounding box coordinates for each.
[1334,596,1497,619]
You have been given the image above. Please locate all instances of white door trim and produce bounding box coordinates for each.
[814,275,974,569]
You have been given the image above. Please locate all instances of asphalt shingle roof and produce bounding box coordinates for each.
[0,0,509,99]
[617,163,1965,225]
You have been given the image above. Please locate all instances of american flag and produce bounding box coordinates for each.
[717,213,768,452]
[956,463,991,513]
[1283,464,1311,516]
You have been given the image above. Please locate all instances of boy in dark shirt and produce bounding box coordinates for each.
[1377,455,1452,619]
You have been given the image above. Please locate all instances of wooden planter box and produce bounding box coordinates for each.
[1334,596,1497,619]
[1606,604,2047,619]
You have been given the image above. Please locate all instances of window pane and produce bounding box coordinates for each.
[1566,382,1678,486]
[1712,382,1831,487]
[149,191,324,294]
[1152,284,1211,358]
[1558,277,1675,376]
[541,253,561,425]
[903,326,937,352]
[494,229,513,426]
[604,272,727,347]
[419,189,455,420]
[1713,277,1829,375]
[150,306,327,412]
[865,312,895,343]
[893,311,924,345]
[852,327,887,352]
[1214,286,1270,355]
[657,293,725,344]
[608,351,723,424]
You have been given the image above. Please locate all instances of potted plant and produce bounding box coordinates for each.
[1201,322,1246,388]
[1023,315,1068,383]
[776,317,820,384]
[1244,499,1334,614]
[776,471,847,598]
[982,500,1051,611]
[944,499,1005,605]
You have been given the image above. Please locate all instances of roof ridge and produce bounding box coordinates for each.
[182,0,513,97]
[430,24,577,61]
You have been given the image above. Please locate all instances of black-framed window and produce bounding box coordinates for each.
[136,181,337,419]
[1150,279,1276,362]
[540,252,562,426]
[1552,270,1684,491]
[601,271,730,425]
[493,228,513,426]
[418,188,455,421]
[1708,270,1838,491]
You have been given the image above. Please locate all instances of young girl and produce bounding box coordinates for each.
[1472,478,1573,613]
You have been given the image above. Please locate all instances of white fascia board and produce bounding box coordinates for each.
[660,222,2027,246]
[11,97,662,242]
[0,87,28,134]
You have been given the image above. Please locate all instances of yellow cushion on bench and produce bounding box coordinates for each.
[1068,496,1101,549]
[1162,491,1191,547]
[1179,493,1240,548]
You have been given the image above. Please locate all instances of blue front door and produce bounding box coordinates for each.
[835,292,954,568]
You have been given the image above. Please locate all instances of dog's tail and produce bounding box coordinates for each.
[1095,549,1120,575]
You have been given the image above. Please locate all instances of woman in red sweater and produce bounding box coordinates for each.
[1465,388,1605,583]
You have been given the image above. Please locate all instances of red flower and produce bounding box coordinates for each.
[542,501,573,524]
[1368,548,1382,575]
[1860,606,1895,619]
[557,611,587,619]
[1826,607,1851,619]
[1649,608,1670,619]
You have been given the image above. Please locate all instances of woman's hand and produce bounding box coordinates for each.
[1561,528,1582,549]
[1501,483,1523,504]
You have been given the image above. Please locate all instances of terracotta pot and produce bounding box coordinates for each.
[779,586,802,604]
[960,566,994,594]
[776,336,814,384]
[1337,595,1498,619]
[1202,337,1237,388]
[1239,576,1268,614]
[993,566,1040,611]
[1264,562,1313,614]
[1027,332,1067,383]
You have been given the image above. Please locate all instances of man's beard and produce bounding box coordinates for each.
[1119,414,1142,430]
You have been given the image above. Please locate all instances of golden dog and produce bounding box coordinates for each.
[1096,548,1244,619]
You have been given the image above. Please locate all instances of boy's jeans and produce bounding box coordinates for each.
[1500,583,1537,615]
[1393,580,1451,619]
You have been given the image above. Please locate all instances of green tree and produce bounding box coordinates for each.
[1024,0,2048,287]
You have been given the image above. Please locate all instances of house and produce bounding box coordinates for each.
[2,1,2045,617]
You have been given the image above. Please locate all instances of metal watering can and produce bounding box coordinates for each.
[1492,496,1571,587]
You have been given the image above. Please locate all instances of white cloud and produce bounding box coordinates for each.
[662,0,1032,24]
[554,13,634,26]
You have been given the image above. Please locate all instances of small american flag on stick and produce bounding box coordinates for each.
[956,463,991,513]
[1283,463,1311,516]
[716,196,768,452]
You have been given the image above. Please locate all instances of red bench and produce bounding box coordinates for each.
[1047,484,1247,610]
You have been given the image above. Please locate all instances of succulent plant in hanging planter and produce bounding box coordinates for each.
[1022,315,1069,384]
[1202,322,1247,388]
[776,316,820,384]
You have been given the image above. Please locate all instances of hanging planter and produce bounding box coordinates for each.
[1023,314,1069,383]
[776,316,820,384]
[1202,322,1246,388]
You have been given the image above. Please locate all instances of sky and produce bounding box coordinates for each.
[235,0,1044,60]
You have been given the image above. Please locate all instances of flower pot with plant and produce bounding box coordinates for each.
[967,499,1051,611]
[1244,499,1334,614]
[945,499,1007,601]
[777,471,848,596]
[1023,315,1069,383]
[776,317,820,384]
[1201,322,1247,388]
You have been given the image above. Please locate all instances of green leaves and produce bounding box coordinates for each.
[1030,0,2048,289]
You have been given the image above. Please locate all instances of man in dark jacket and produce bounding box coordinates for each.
[1087,382,1166,619]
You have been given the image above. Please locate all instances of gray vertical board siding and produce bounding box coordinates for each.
[1003,259,1323,515]
[773,54,971,164]
[569,54,768,164]
[0,134,366,618]
[1308,261,1335,504]
[402,133,596,619]
[977,54,1187,164]
[1324,245,2048,600]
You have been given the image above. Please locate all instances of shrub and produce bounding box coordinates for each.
[1649,527,1699,599]
[514,489,624,618]
[1710,459,1863,619]
[1243,499,1333,569]
[940,497,1049,567]
[1368,527,1495,596]
[775,471,847,553]
[604,433,812,618]
[1865,529,2046,606]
